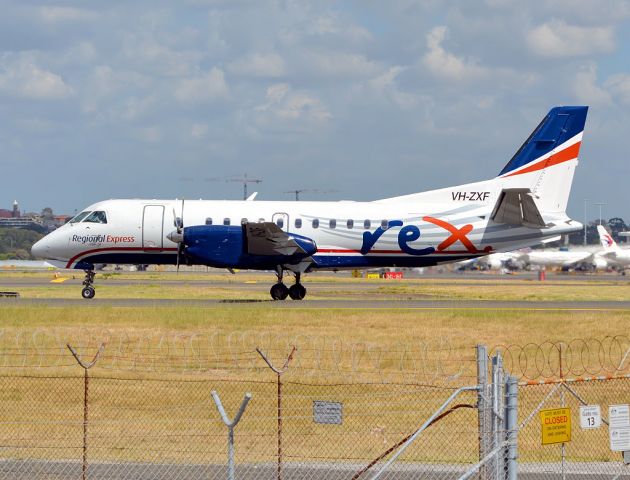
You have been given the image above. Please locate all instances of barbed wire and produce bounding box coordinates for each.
[491,335,630,380]
[3,329,628,382]
[0,328,472,383]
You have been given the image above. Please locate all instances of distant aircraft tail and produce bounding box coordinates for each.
[597,225,619,251]
[496,106,588,214]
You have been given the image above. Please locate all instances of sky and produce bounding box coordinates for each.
[1,0,630,221]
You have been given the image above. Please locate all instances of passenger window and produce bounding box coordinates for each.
[276,218,284,228]
[241,218,248,224]
[381,219,388,229]
[223,218,231,226]
[205,218,213,226]
[329,219,336,229]
[70,211,91,223]
[295,218,302,228]
[347,219,354,229]
[312,219,319,229]
[364,219,371,229]
[84,211,107,224]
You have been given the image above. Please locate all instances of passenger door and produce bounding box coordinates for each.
[142,205,164,249]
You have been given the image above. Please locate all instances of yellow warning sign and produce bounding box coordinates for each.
[540,408,571,445]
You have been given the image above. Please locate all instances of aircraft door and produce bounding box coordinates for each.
[272,212,290,232]
[142,205,164,249]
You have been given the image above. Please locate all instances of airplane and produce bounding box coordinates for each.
[597,225,630,272]
[32,106,589,300]
[520,248,594,269]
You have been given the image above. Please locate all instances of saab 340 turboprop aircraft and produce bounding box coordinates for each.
[32,106,588,300]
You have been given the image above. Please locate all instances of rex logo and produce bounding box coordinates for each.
[360,217,491,255]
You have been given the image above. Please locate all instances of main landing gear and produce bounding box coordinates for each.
[81,270,96,299]
[270,269,306,301]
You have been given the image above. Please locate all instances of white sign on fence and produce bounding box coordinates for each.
[580,405,602,429]
[313,401,343,425]
[609,404,630,452]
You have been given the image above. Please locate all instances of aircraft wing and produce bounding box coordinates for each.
[245,222,316,256]
[490,188,546,228]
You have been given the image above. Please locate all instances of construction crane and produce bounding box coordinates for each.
[204,174,263,200]
[283,189,338,201]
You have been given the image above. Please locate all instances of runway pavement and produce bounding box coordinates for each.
[0,460,626,479]
[2,297,630,309]
[1,270,629,309]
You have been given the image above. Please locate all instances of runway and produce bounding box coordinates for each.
[1,270,629,310]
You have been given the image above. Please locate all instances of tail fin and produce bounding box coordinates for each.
[597,225,619,251]
[497,106,588,213]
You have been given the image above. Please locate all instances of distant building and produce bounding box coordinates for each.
[0,201,21,219]
[53,215,72,226]
[0,217,45,232]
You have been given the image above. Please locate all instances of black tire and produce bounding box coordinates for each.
[288,284,306,300]
[81,287,96,299]
[270,283,289,301]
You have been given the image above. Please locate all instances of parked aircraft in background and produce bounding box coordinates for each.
[32,106,588,299]
[597,225,630,272]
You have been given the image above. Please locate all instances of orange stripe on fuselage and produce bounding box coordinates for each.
[503,141,581,177]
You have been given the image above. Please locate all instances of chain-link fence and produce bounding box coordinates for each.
[1,331,630,479]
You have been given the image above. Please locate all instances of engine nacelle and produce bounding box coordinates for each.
[591,257,608,270]
[182,225,317,269]
[184,225,243,267]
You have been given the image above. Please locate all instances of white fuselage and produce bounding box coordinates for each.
[33,196,579,271]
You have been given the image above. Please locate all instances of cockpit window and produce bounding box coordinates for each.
[84,211,108,224]
[70,211,91,223]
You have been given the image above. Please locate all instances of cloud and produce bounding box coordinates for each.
[191,123,209,138]
[572,65,611,106]
[174,67,229,103]
[122,33,204,77]
[367,66,420,110]
[253,83,331,130]
[306,51,380,78]
[38,6,97,23]
[605,73,630,105]
[0,55,73,100]
[422,26,487,81]
[527,20,615,58]
[228,53,287,78]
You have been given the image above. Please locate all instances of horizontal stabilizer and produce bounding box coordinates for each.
[490,188,546,228]
[245,222,316,256]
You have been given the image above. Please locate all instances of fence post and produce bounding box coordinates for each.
[477,345,490,480]
[256,346,296,480]
[211,390,252,480]
[504,375,518,480]
[67,343,105,480]
[491,351,504,478]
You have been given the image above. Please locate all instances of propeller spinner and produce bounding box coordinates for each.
[166,199,185,272]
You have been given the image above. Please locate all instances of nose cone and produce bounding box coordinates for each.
[31,237,50,259]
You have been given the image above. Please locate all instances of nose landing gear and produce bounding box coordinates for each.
[81,270,96,299]
[269,269,306,301]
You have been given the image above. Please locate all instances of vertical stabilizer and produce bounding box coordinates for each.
[497,106,588,213]
[597,225,619,251]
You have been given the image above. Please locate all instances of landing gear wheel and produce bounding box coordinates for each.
[288,283,306,300]
[81,269,96,299]
[270,283,289,301]
[81,286,96,299]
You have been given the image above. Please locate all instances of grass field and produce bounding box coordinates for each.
[1,270,630,471]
